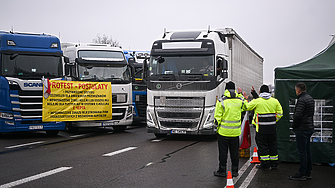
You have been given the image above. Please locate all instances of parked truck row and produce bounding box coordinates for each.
[0,28,263,137]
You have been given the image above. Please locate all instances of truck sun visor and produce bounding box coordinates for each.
[162,42,202,49]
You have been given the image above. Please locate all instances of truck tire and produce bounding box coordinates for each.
[66,122,79,133]
[46,130,59,136]
[113,125,127,132]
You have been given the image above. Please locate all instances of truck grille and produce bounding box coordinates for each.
[112,108,126,120]
[135,95,147,118]
[10,85,43,119]
[154,97,204,129]
[155,97,204,107]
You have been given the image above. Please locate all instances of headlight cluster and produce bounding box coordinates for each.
[203,109,215,129]
[117,94,127,103]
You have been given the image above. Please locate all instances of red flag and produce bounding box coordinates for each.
[43,78,51,99]
[240,120,251,149]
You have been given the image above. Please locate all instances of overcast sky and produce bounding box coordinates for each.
[1,0,334,85]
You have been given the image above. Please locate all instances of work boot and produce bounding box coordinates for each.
[256,164,271,171]
[232,166,239,177]
[289,173,306,181]
[270,160,279,170]
[305,173,312,180]
[213,167,226,177]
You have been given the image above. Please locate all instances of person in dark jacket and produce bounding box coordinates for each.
[289,82,315,181]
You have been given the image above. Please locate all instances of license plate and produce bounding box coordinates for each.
[102,122,116,126]
[171,129,186,134]
[29,125,43,130]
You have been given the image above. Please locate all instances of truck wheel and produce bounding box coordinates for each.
[46,130,59,136]
[66,122,79,133]
[154,133,167,138]
[113,125,127,132]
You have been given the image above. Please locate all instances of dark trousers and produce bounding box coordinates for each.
[256,132,278,168]
[295,129,314,176]
[217,134,239,170]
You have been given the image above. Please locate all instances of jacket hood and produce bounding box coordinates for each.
[259,92,271,99]
[224,89,237,98]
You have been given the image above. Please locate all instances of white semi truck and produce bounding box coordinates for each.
[145,28,263,137]
[62,43,133,132]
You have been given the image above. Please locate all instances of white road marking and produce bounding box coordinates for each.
[239,164,258,188]
[234,158,251,183]
[151,138,165,142]
[224,158,251,188]
[5,141,46,149]
[103,147,137,157]
[70,134,89,138]
[0,167,72,188]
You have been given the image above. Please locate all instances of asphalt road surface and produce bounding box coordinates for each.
[0,124,334,188]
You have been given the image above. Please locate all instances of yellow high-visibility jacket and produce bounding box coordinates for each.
[246,92,283,134]
[214,89,248,137]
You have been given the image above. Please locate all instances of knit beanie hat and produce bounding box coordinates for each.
[225,81,235,90]
[260,85,270,93]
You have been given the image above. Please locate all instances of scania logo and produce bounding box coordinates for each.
[176,83,182,89]
[24,83,43,87]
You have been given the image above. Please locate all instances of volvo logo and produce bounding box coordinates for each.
[176,83,182,89]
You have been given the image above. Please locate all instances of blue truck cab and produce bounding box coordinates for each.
[0,31,66,135]
[124,50,149,123]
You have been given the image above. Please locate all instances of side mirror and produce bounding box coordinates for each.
[64,57,72,76]
[64,56,70,63]
[65,64,71,76]
[143,58,148,83]
[223,59,228,71]
[217,58,222,69]
[222,71,228,79]
[128,57,135,65]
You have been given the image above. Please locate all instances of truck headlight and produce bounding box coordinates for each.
[203,109,215,129]
[117,94,126,103]
[126,106,133,118]
[1,112,14,119]
[147,111,153,124]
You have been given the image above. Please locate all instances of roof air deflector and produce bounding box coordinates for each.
[170,31,201,40]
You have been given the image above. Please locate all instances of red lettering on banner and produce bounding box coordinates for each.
[73,106,86,110]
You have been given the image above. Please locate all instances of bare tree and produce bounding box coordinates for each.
[92,34,121,47]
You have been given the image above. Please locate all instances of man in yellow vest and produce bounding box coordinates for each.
[248,85,283,170]
[214,81,248,177]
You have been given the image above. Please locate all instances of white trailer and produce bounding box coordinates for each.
[62,43,133,132]
[145,28,263,137]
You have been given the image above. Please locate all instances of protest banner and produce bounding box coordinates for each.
[42,80,112,122]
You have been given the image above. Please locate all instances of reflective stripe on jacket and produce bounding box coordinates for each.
[246,93,283,134]
[214,89,248,137]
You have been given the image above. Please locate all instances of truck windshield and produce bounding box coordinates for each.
[149,55,215,76]
[77,63,131,83]
[1,54,63,78]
